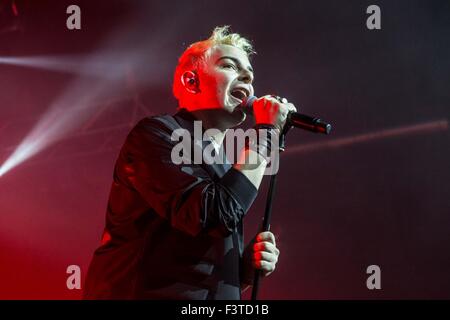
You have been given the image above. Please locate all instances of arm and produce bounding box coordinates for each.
[234,95,297,189]
[115,117,258,237]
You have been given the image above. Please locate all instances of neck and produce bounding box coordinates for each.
[189,109,228,145]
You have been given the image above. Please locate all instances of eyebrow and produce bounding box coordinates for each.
[216,56,254,73]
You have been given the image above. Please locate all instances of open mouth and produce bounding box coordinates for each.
[230,88,249,103]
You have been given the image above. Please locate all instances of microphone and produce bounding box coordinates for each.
[242,95,332,135]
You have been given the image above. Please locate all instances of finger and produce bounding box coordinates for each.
[253,241,277,253]
[258,96,282,112]
[264,95,279,105]
[260,97,269,109]
[281,102,296,114]
[278,103,294,118]
[266,99,280,113]
[287,103,297,113]
[256,231,276,245]
[252,251,278,264]
[252,260,276,274]
[255,96,270,109]
[260,95,278,104]
[253,241,280,256]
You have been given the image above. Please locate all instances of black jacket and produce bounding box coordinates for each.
[83,109,258,299]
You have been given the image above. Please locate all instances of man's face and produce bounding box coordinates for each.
[197,44,255,113]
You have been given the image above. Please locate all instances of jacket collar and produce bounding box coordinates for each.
[172,108,231,177]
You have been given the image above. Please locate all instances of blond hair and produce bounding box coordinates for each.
[172,26,254,101]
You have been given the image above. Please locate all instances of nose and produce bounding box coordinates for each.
[239,69,253,84]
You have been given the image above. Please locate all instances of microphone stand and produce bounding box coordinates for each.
[251,124,291,300]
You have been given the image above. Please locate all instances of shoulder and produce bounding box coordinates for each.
[134,114,179,134]
[109,115,180,165]
[126,114,181,146]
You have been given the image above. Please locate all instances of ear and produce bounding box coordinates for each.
[181,71,200,94]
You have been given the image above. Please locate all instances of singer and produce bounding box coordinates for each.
[83,26,296,299]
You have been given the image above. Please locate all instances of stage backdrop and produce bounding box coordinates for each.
[0,0,449,299]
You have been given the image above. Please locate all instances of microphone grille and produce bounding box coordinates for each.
[243,95,257,108]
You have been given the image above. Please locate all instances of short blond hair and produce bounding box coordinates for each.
[172,26,254,101]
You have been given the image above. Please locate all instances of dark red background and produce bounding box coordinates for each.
[0,0,449,299]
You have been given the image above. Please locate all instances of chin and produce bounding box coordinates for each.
[229,107,246,127]
[218,100,246,127]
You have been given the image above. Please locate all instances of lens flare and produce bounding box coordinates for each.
[285,119,449,156]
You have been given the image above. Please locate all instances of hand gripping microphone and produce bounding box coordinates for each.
[243,95,332,134]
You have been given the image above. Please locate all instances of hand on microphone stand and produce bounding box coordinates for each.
[241,230,280,292]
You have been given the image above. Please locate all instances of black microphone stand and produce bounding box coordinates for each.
[251,124,291,301]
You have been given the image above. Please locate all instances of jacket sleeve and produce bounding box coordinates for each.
[115,117,258,237]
